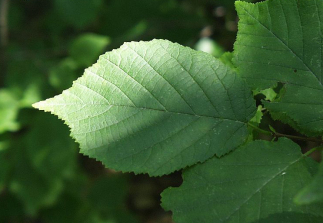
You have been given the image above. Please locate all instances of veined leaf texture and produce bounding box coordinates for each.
[33,0,323,221]
[34,39,256,176]
[234,0,323,136]
[161,138,323,223]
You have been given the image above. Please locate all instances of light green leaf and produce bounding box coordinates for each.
[234,0,323,136]
[253,88,277,101]
[295,153,323,205]
[0,89,20,133]
[250,105,263,124]
[33,39,255,176]
[161,138,323,223]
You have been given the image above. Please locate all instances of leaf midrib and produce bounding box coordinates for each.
[44,102,246,124]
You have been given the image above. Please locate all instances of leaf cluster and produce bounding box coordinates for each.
[2,0,224,221]
[2,0,323,222]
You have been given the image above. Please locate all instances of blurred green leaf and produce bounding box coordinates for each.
[0,89,20,133]
[25,112,76,178]
[41,192,97,223]
[19,83,42,107]
[49,58,78,91]
[54,0,102,28]
[69,33,110,67]
[9,157,64,216]
[41,174,137,223]
[8,111,77,215]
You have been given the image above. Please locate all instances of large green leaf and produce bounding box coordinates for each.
[234,0,323,136]
[161,138,323,223]
[33,39,255,176]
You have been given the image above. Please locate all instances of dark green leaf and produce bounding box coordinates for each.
[234,0,323,136]
[161,138,323,223]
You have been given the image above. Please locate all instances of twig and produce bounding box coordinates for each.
[248,123,323,144]
[274,132,323,143]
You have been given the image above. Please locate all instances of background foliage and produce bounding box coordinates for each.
[4,0,321,223]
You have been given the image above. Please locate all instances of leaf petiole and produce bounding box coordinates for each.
[248,123,323,144]
[303,146,323,157]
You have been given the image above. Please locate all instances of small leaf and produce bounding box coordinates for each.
[161,138,323,223]
[250,105,263,124]
[253,88,277,101]
[33,39,256,176]
[234,0,323,136]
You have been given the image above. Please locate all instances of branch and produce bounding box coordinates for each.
[274,132,323,144]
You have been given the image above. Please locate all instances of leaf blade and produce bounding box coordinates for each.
[34,39,256,176]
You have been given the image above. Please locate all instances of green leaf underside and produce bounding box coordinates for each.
[161,138,323,223]
[234,0,323,135]
[33,39,255,176]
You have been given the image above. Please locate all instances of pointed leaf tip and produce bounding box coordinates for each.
[32,100,48,111]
